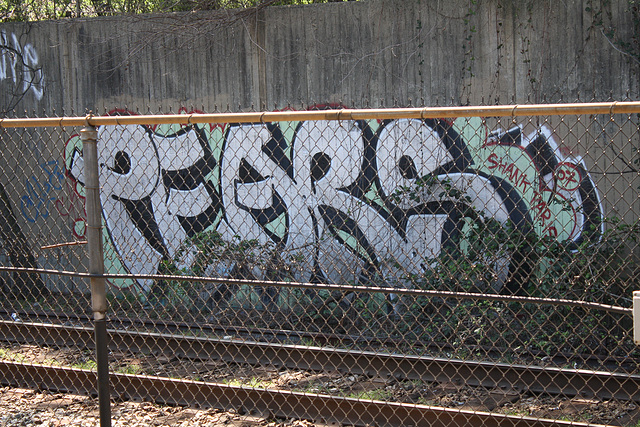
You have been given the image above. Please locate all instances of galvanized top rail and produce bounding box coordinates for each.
[2,102,640,127]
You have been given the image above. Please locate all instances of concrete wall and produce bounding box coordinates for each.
[0,0,638,113]
[0,0,638,297]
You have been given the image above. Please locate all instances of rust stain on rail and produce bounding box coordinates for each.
[0,360,604,427]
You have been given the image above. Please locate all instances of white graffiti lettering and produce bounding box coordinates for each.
[0,30,44,101]
[64,112,603,299]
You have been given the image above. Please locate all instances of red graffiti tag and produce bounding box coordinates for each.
[486,152,533,194]
[486,153,579,239]
[554,162,581,192]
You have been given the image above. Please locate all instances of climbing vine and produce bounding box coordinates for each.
[587,0,640,66]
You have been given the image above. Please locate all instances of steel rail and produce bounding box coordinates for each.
[0,102,640,128]
[1,321,638,403]
[0,360,606,427]
[0,266,631,314]
[1,308,635,370]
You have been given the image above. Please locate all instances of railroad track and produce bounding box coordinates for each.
[0,319,639,402]
[1,308,636,372]
[0,316,637,426]
[0,359,604,427]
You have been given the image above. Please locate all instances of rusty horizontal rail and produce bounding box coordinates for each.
[1,321,638,403]
[0,360,605,427]
[1,102,640,128]
[0,267,632,314]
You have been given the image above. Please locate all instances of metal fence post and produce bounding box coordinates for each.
[81,125,111,427]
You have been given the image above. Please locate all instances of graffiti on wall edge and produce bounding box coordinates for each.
[0,30,44,102]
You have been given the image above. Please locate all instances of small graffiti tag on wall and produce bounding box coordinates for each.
[21,160,64,223]
[64,110,602,298]
[0,30,44,101]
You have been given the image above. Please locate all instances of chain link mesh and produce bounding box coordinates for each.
[1,105,639,426]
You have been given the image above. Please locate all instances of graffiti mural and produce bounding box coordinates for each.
[0,30,44,101]
[64,111,603,301]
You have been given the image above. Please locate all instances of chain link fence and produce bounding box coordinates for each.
[0,103,639,426]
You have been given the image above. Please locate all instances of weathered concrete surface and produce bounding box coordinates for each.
[0,0,638,113]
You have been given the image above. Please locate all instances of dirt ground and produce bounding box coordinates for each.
[0,387,319,427]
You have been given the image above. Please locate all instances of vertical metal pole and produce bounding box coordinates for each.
[81,125,111,427]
